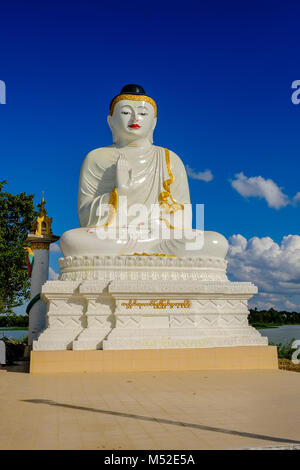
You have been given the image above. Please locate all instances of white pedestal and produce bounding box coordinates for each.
[33,255,267,351]
[103,280,266,350]
[73,281,114,350]
[32,281,85,350]
[28,249,50,345]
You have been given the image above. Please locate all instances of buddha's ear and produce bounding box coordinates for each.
[107,114,112,131]
[152,117,157,131]
[107,115,117,143]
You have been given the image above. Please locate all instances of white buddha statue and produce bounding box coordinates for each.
[60,84,228,259]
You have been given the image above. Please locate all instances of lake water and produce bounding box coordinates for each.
[0,329,28,340]
[259,325,300,345]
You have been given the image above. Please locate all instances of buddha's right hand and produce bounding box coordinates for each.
[116,154,133,192]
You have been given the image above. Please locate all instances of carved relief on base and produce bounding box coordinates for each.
[59,255,228,282]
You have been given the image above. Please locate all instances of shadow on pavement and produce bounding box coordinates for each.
[22,398,300,446]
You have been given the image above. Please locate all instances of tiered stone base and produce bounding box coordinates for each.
[33,255,268,353]
[30,346,278,374]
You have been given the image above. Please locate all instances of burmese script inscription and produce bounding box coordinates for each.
[121,299,191,310]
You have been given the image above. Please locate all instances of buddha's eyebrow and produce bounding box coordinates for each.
[136,105,150,112]
[120,104,149,111]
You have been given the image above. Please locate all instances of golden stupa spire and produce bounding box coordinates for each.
[30,194,53,237]
[27,194,59,250]
[40,194,46,217]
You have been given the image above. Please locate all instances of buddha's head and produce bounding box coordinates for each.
[107,84,157,146]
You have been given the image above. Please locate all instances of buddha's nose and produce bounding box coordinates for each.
[132,109,139,122]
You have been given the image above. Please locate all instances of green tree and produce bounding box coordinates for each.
[0,181,36,314]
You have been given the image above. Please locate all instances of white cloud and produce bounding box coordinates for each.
[186,165,213,182]
[293,192,300,205]
[231,172,290,209]
[49,267,59,280]
[227,234,300,311]
[50,243,61,253]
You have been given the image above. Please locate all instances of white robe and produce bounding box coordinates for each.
[78,145,191,230]
[60,145,228,257]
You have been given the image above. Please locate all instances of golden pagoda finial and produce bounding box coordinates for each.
[30,194,53,237]
[40,193,46,217]
[27,194,59,250]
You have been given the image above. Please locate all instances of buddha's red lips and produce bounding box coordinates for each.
[129,124,140,129]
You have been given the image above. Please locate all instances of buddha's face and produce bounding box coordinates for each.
[108,99,156,144]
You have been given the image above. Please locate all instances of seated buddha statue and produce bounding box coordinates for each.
[60,84,228,259]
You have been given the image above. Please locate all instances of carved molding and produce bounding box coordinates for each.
[59,255,228,282]
[109,280,257,296]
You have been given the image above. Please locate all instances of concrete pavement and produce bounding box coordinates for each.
[0,365,299,450]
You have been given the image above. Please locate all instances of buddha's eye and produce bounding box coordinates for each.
[139,112,148,116]
[121,111,130,115]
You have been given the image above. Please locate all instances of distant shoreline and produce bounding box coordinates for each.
[252,323,300,329]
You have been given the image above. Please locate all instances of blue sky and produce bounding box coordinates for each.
[1,1,300,311]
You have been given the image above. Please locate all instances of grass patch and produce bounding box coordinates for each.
[269,339,296,360]
[0,327,28,331]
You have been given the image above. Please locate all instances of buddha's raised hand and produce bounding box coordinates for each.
[116,154,133,192]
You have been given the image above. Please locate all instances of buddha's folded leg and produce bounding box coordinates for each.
[59,226,228,259]
[158,230,229,258]
[59,227,163,257]
[59,227,138,257]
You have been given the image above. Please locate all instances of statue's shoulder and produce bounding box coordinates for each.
[83,145,117,165]
[156,146,185,168]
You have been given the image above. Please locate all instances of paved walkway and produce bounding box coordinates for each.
[0,365,299,450]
